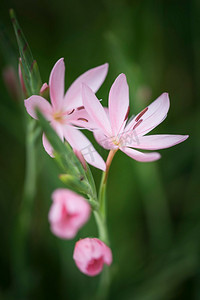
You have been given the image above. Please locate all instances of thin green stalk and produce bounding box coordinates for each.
[94,150,117,300]
[12,119,39,298]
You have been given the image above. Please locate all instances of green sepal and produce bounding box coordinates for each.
[37,110,86,177]
[10,9,42,95]
[59,174,90,195]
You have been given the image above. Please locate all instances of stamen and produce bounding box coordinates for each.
[135,107,148,122]
[77,106,84,110]
[133,119,143,130]
[124,106,130,121]
[68,109,75,115]
[77,118,88,122]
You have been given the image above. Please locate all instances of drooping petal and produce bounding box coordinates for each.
[109,73,129,135]
[82,84,112,136]
[42,133,54,157]
[64,126,106,171]
[42,122,64,157]
[49,58,65,110]
[125,93,170,136]
[120,146,161,162]
[64,63,108,110]
[125,134,189,150]
[24,95,53,120]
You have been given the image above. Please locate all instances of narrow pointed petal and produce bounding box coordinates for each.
[109,73,129,135]
[24,95,52,120]
[126,93,170,136]
[64,126,106,171]
[42,122,64,157]
[64,63,108,110]
[121,146,161,162]
[125,134,189,150]
[42,133,54,157]
[82,84,112,136]
[49,58,65,110]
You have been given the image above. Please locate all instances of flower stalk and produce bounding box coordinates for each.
[93,150,117,299]
[12,118,39,297]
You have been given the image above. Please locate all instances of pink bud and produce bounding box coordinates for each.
[40,82,49,94]
[73,238,112,276]
[40,82,49,99]
[48,189,91,239]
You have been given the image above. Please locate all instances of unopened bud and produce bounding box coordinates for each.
[59,174,89,194]
[40,82,49,99]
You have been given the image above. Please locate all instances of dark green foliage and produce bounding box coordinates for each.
[0,1,199,299]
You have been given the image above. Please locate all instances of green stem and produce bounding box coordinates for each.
[12,119,38,297]
[93,150,117,300]
[93,210,109,245]
[99,149,117,221]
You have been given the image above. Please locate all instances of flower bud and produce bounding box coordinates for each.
[40,82,49,99]
[48,189,91,239]
[73,238,112,276]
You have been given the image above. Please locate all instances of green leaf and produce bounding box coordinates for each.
[37,110,83,174]
[37,110,95,196]
[9,9,42,95]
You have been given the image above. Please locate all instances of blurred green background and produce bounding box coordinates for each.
[0,0,199,299]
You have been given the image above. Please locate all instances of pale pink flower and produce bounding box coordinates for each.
[24,58,108,170]
[73,238,112,276]
[49,189,91,239]
[82,74,189,162]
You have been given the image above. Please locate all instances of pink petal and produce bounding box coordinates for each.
[126,93,170,136]
[64,63,108,110]
[120,146,161,162]
[24,95,52,120]
[49,189,91,239]
[63,126,106,171]
[82,84,112,136]
[109,74,129,135]
[125,134,189,150]
[42,122,64,157]
[49,58,65,110]
[68,108,97,130]
[42,133,55,157]
[73,238,112,276]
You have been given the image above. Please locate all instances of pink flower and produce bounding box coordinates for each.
[82,74,189,162]
[24,58,108,170]
[73,238,112,276]
[49,189,91,239]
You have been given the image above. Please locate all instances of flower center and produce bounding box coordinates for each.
[52,109,75,124]
[111,135,123,147]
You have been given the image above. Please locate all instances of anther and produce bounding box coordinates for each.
[77,118,88,122]
[135,107,148,122]
[68,109,75,115]
[124,106,130,121]
[77,106,84,110]
[133,119,143,130]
